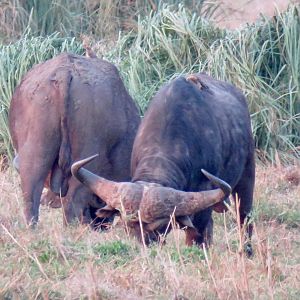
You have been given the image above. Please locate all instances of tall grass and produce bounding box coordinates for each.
[0,0,86,42]
[108,4,300,162]
[109,4,225,110]
[0,33,83,159]
[210,9,300,161]
[0,0,220,43]
[0,3,299,162]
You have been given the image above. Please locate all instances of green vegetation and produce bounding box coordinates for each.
[113,4,300,162]
[170,244,206,262]
[257,200,300,228]
[93,240,135,266]
[0,2,299,162]
[0,0,219,42]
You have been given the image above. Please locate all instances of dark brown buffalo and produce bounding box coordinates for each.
[9,53,140,226]
[72,73,255,255]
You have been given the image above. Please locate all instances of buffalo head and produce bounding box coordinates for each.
[71,154,231,242]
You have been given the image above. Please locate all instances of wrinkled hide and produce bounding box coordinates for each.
[130,73,255,253]
[9,53,140,226]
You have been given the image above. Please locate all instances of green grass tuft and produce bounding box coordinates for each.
[93,240,136,266]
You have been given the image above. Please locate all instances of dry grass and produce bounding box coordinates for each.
[0,164,300,299]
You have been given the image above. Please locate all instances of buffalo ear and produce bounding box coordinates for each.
[213,197,231,213]
[96,205,118,218]
[186,74,208,90]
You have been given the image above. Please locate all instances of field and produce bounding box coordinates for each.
[1,164,300,299]
[0,1,300,299]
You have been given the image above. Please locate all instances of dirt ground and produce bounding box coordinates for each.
[217,0,299,28]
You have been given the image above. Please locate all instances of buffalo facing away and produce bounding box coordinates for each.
[9,53,140,226]
[72,73,255,255]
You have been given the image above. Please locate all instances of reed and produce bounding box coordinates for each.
[0,2,299,162]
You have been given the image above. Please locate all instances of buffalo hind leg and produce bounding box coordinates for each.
[232,156,255,257]
[18,147,58,226]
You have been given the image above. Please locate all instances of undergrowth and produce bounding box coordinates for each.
[0,3,299,163]
[0,165,299,299]
[111,4,300,162]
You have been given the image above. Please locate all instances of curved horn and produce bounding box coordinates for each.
[71,154,120,206]
[71,154,101,192]
[71,155,143,213]
[139,170,231,223]
[201,169,231,194]
[72,157,232,225]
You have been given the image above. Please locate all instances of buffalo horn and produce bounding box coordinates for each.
[138,170,231,223]
[71,155,143,215]
[71,154,121,207]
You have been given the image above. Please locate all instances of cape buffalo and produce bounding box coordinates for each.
[9,53,140,226]
[72,73,255,255]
